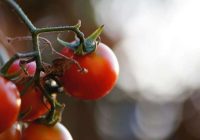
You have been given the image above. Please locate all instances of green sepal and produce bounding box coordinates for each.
[86,25,104,41]
[83,25,104,54]
[57,36,80,50]
[57,25,104,55]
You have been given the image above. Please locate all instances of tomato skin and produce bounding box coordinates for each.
[19,86,50,122]
[7,60,49,121]
[7,60,36,76]
[61,43,119,100]
[0,76,21,133]
[22,123,73,140]
[0,123,21,140]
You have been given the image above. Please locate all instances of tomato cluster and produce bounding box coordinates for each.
[0,39,119,139]
[0,59,74,139]
[0,1,119,137]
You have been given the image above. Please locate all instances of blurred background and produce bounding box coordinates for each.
[1,0,200,139]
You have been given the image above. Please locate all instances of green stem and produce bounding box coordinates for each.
[5,0,36,33]
[37,26,85,43]
[37,84,63,126]
[5,0,43,80]
[32,35,43,81]
[0,51,38,74]
[3,0,85,125]
[4,0,85,74]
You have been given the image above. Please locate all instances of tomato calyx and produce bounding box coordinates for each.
[34,96,65,126]
[31,75,65,126]
[83,24,104,54]
[57,25,104,55]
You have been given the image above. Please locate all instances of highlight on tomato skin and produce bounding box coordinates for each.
[22,123,73,140]
[0,76,21,133]
[61,42,119,100]
[0,123,21,140]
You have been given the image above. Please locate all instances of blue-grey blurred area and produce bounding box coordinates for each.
[1,0,200,139]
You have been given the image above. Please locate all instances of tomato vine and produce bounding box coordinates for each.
[0,0,119,139]
[2,0,96,125]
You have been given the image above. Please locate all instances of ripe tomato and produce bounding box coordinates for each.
[7,60,36,76]
[0,76,21,133]
[22,123,73,140]
[7,60,49,121]
[61,43,119,100]
[0,123,21,140]
[19,86,50,122]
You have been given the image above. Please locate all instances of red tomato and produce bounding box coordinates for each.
[0,123,21,140]
[19,86,50,122]
[7,60,36,76]
[7,60,49,121]
[22,123,73,140]
[0,76,21,133]
[61,43,119,100]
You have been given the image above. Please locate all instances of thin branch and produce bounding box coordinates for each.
[3,0,88,125]
[7,36,86,72]
[0,51,38,74]
[36,23,85,43]
[5,0,36,33]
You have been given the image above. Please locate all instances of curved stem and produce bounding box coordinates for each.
[4,0,43,80]
[0,51,38,74]
[37,26,85,43]
[4,0,85,75]
[37,84,64,126]
[3,0,85,125]
[5,0,36,33]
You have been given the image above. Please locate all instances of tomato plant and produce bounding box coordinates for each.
[0,76,21,133]
[0,123,21,140]
[61,43,119,100]
[22,123,73,140]
[19,86,50,122]
[1,0,120,139]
